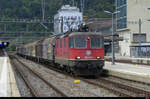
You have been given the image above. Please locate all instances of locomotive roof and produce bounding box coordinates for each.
[56,32,103,38]
[68,32,103,37]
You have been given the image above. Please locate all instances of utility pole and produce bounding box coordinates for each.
[104,10,120,65]
[112,14,115,65]
[41,0,48,31]
[4,24,6,32]
[72,0,75,6]
[61,17,64,33]
[83,0,85,13]
[26,24,29,32]
[42,0,45,21]
[139,19,142,57]
[80,0,84,14]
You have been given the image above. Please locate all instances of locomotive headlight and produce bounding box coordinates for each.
[97,56,101,59]
[76,56,81,59]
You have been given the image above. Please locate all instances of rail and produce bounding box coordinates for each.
[10,55,68,97]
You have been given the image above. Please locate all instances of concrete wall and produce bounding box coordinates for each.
[127,0,150,42]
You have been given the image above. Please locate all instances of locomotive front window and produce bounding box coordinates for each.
[70,36,86,48]
[75,36,86,48]
[90,36,102,48]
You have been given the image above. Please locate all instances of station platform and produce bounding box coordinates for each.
[0,51,20,97]
[104,61,150,84]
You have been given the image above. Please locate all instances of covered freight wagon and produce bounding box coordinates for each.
[24,42,37,57]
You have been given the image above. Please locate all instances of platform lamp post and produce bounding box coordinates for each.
[104,10,120,65]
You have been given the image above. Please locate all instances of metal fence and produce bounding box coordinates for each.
[130,46,150,58]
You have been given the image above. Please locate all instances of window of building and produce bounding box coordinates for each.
[124,6,127,16]
[117,0,120,7]
[123,0,126,5]
[117,0,126,6]
[116,0,127,30]
[133,34,146,43]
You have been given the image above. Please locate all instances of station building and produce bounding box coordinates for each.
[54,5,83,34]
[116,0,150,58]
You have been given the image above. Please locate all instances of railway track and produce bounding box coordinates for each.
[10,57,39,97]
[80,77,150,97]
[9,55,68,97]
[14,54,150,97]
[97,77,150,97]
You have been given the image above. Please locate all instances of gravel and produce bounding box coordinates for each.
[75,80,117,97]
[17,56,117,97]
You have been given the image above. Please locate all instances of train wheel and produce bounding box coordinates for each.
[66,67,71,73]
[70,67,77,76]
[70,67,74,75]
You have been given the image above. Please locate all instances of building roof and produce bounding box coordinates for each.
[58,5,80,12]
[84,18,116,30]
[84,18,116,36]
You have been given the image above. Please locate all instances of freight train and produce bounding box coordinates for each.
[17,31,105,76]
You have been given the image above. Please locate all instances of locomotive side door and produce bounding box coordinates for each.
[52,45,55,62]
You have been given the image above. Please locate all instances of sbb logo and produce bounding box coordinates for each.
[86,50,91,56]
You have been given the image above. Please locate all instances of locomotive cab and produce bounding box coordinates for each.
[69,33,104,60]
[68,32,104,76]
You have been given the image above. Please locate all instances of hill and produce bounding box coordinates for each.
[0,0,115,19]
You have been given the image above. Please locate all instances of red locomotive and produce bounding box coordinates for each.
[17,27,105,76]
[54,32,104,76]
